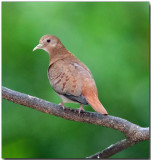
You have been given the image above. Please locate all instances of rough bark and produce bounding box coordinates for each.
[2,86,149,158]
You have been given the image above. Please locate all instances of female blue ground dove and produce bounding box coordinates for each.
[33,35,108,115]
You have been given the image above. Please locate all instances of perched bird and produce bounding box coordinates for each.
[33,35,108,115]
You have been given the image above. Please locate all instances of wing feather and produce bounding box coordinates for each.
[48,56,97,105]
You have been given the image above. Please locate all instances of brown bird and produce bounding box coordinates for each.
[33,35,108,115]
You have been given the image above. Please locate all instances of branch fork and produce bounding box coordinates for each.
[2,86,149,158]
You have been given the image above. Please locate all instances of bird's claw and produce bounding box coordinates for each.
[78,105,85,114]
[59,102,65,110]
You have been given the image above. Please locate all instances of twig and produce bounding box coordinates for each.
[2,86,149,158]
[87,139,136,158]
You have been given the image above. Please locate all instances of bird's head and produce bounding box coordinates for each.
[33,35,64,52]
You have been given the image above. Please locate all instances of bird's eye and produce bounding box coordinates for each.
[47,39,51,43]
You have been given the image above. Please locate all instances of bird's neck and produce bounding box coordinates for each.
[48,47,71,66]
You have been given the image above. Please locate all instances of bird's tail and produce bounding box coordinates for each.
[84,92,108,115]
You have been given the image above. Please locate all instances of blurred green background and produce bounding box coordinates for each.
[2,2,149,158]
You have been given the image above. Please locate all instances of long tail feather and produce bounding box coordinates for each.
[87,95,108,115]
[84,93,108,115]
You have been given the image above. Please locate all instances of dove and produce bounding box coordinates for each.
[33,35,108,115]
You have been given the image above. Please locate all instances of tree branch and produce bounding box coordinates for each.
[2,86,149,158]
[87,139,138,158]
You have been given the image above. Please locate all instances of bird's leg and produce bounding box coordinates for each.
[78,104,85,114]
[59,102,65,110]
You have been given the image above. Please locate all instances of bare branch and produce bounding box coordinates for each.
[87,127,149,158]
[2,86,149,158]
[87,139,137,158]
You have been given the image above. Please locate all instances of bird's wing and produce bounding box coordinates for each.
[48,58,96,104]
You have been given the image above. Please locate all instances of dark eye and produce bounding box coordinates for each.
[47,39,51,43]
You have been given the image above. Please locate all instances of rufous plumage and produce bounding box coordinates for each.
[33,35,108,115]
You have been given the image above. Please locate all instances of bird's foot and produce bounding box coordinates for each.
[78,105,85,114]
[59,102,65,110]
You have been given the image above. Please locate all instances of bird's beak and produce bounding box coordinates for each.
[33,43,43,51]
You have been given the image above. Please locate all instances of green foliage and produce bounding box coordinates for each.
[2,2,149,158]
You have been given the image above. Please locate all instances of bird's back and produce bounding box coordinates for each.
[48,54,98,98]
